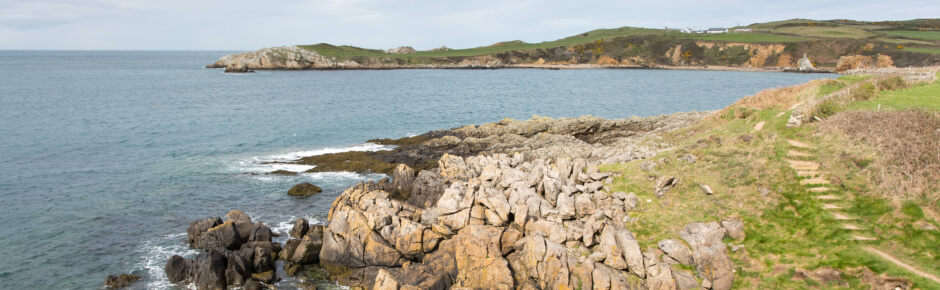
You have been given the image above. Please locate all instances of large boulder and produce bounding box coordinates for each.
[287,183,322,197]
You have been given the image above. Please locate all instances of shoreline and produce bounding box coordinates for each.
[208,63,836,73]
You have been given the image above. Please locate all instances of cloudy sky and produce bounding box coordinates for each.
[1,0,938,51]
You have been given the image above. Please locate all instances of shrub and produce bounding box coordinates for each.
[814,100,842,118]
[850,83,877,101]
[901,201,925,219]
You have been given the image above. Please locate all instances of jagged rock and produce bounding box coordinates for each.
[104,274,140,288]
[290,218,309,239]
[170,211,278,289]
[248,222,273,242]
[654,175,679,198]
[287,182,322,197]
[721,218,745,240]
[657,239,693,265]
[194,250,228,290]
[165,255,194,284]
[187,217,222,249]
[680,222,734,290]
[203,221,242,251]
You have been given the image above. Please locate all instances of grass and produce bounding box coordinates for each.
[774,26,876,39]
[878,30,940,41]
[905,47,940,55]
[849,75,940,111]
[684,33,809,43]
[595,71,940,288]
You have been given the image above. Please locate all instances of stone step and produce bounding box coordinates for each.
[786,139,815,149]
[852,235,877,241]
[787,150,813,158]
[817,195,841,200]
[786,160,821,171]
[801,177,830,185]
[754,121,766,131]
[833,213,856,220]
[808,187,832,193]
[843,224,866,230]
[823,204,843,210]
[796,171,821,177]
[774,112,786,118]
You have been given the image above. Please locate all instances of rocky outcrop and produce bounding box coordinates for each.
[165,211,279,289]
[313,153,740,289]
[287,182,322,197]
[293,112,709,176]
[104,274,140,288]
[207,46,360,70]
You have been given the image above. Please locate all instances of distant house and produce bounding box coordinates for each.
[733,28,753,33]
[706,28,729,34]
[664,27,691,33]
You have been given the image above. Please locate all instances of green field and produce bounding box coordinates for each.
[905,47,940,55]
[775,26,876,39]
[879,30,940,40]
[850,74,940,111]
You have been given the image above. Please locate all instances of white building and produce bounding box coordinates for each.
[706,28,729,34]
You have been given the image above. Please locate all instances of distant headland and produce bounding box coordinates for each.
[208,18,940,73]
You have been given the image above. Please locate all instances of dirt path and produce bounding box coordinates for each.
[863,247,940,285]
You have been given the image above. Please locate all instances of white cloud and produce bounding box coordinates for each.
[0,0,938,50]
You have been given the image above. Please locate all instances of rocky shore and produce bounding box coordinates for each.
[287,112,710,178]
[158,111,755,289]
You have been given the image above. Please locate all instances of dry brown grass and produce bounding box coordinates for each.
[818,110,940,206]
[709,80,825,121]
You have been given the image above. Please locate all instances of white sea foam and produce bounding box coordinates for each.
[299,171,387,183]
[272,216,325,239]
[236,143,396,174]
[136,233,199,290]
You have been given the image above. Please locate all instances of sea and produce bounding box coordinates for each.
[0,50,832,289]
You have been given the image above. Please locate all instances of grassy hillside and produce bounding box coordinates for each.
[296,18,940,68]
[597,70,940,288]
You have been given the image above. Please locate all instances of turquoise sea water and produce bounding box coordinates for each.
[0,51,832,289]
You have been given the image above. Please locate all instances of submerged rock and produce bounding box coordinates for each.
[104,274,140,288]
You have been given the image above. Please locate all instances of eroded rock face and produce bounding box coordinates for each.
[313,153,737,289]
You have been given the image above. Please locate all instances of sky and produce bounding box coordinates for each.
[1,0,938,51]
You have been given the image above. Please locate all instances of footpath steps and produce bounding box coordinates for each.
[781,137,876,241]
